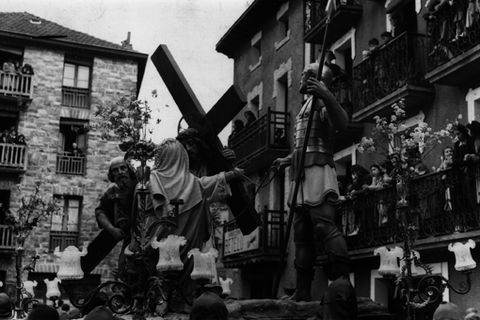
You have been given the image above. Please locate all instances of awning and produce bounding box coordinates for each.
[385,0,413,13]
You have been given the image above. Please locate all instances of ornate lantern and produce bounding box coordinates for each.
[151,235,187,272]
[374,246,404,276]
[188,248,218,281]
[44,278,61,299]
[219,277,233,296]
[55,245,87,280]
[448,239,477,272]
[400,250,420,275]
[23,280,37,297]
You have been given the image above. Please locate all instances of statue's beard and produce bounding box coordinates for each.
[115,175,131,189]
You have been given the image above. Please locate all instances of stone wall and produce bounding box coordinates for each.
[0,46,140,286]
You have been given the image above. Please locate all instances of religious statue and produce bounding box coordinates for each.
[80,157,137,276]
[125,139,242,309]
[273,62,351,303]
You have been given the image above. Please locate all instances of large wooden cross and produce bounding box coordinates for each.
[151,44,259,235]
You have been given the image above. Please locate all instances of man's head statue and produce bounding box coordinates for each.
[300,62,335,94]
[107,156,136,186]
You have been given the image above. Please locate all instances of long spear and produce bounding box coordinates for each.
[272,0,337,297]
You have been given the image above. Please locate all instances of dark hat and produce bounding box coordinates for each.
[467,120,480,136]
[190,291,228,320]
[0,293,12,320]
[27,305,59,320]
[84,306,114,320]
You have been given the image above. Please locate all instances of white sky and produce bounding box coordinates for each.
[2,0,253,144]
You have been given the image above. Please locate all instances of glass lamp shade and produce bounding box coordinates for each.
[44,278,61,299]
[151,235,187,272]
[448,239,477,271]
[188,248,218,281]
[219,277,233,296]
[374,246,404,276]
[55,245,87,280]
[23,280,37,297]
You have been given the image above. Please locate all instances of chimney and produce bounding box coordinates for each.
[121,31,133,50]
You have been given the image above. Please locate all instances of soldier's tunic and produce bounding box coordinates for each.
[288,96,339,207]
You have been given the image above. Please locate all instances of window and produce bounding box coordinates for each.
[275,2,290,50]
[466,86,480,122]
[275,74,288,113]
[250,95,260,117]
[57,118,88,175]
[62,55,92,108]
[49,196,81,252]
[249,31,262,72]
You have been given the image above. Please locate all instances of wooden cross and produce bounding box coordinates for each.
[151,44,259,235]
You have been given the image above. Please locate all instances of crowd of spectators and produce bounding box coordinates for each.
[339,120,480,238]
[0,127,26,145]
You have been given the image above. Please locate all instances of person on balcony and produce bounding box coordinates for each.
[367,164,385,191]
[465,120,480,162]
[244,110,257,127]
[380,31,393,44]
[437,146,454,171]
[227,119,244,148]
[80,157,137,276]
[273,61,351,303]
[70,142,84,157]
[453,124,474,166]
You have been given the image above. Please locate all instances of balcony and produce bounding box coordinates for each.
[304,0,362,45]
[56,152,86,175]
[0,143,27,173]
[49,231,79,252]
[229,109,290,173]
[222,208,285,268]
[0,71,33,110]
[0,225,14,252]
[62,86,90,108]
[425,7,480,86]
[352,33,434,122]
[340,164,480,258]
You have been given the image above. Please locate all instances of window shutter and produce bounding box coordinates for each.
[63,63,75,87]
[67,199,80,232]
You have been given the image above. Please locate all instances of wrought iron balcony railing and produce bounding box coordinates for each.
[0,143,27,171]
[56,152,86,175]
[304,0,362,44]
[0,225,14,251]
[222,208,285,266]
[340,164,480,252]
[426,5,480,72]
[353,32,428,115]
[229,108,290,172]
[49,231,79,253]
[0,71,33,98]
[62,86,90,108]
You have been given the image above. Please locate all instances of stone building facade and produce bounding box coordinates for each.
[217,0,480,314]
[0,12,147,300]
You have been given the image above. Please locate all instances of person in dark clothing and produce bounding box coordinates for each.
[244,110,257,127]
[80,157,137,276]
[453,124,474,166]
[27,305,59,320]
